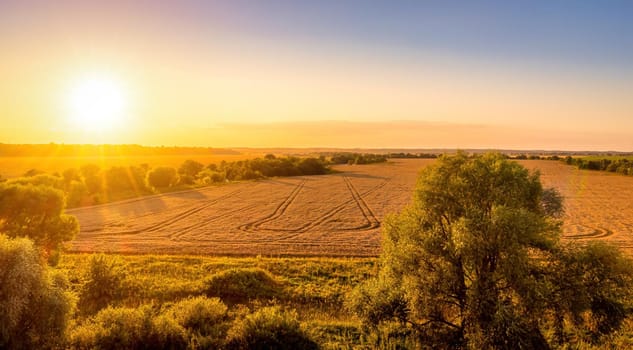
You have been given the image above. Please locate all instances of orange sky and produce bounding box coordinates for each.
[1,2,632,151]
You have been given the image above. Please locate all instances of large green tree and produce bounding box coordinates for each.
[350,152,632,349]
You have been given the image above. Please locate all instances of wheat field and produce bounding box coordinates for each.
[67,159,633,256]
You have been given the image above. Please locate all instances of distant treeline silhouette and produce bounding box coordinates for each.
[387,152,438,159]
[0,143,239,157]
[328,153,388,164]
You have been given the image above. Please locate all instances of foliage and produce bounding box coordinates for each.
[80,164,103,194]
[329,153,387,165]
[0,235,74,349]
[146,166,179,189]
[68,305,188,350]
[565,156,633,176]
[78,254,124,315]
[168,296,230,348]
[178,159,205,178]
[225,306,319,350]
[213,156,329,181]
[0,182,78,253]
[546,242,633,343]
[205,268,283,302]
[388,152,438,159]
[350,152,633,349]
[104,165,150,193]
[2,155,333,208]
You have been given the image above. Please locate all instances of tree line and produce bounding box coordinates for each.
[564,156,633,176]
[329,152,388,165]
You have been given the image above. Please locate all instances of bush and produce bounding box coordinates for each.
[225,306,318,350]
[179,159,204,178]
[205,268,282,302]
[146,167,178,189]
[78,254,124,315]
[69,305,188,350]
[168,296,230,348]
[0,235,74,349]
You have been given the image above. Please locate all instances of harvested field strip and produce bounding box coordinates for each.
[168,204,259,241]
[83,188,244,236]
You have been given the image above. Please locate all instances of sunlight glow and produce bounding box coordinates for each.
[67,74,127,132]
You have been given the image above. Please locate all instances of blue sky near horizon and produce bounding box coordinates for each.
[1,1,632,149]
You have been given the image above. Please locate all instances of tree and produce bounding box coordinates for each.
[179,159,205,178]
[80,164,103,194]
[78,254,124,315]
[349,152,632,349]
[0,183,78,254]
[146,167,178,189]
[0,235,74,349]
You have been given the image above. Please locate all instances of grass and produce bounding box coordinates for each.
[59,254,376,308]
[57,253,377,348]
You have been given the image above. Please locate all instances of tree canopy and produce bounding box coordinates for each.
[0,183,78,253]
[350,152,633,349]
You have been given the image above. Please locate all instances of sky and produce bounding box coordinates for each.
[1,0,632,150]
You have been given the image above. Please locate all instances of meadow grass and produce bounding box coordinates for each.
[58,253,378,349]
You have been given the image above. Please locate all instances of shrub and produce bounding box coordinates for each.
[78,254,124,315]
[225,306,318,350]
[146,167,178,189]
[177,174,196,186]
[298,158,328,175]
[179,159,204,178]
[0,235,74,349]
[69,305,188,350]
[205,268,282,302]
[168,296,230,348]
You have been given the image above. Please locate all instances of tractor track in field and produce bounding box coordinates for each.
[342,176,381,230]
[238,176,386,242]
[237,180,307,232]
[168,204,259,241]
[82,188,245,237]
[563,225,615,239]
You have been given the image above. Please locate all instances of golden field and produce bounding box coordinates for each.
[67,159,633,256]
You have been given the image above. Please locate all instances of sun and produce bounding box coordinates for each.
[66,74,128,132]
